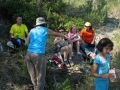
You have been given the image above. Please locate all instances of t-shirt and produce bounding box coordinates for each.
[80,28,94,43]
[27,26,48,54]
[10,24,28,39]
[56,39,68,47]
[68,32,80,41]
[94,54,110,81]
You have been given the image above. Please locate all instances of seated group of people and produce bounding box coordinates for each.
[6,16,114,90]
[7,17,104,90]
[54,22,96,63]
[7,16,96,62]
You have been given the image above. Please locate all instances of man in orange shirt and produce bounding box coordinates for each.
[80,22,96,59]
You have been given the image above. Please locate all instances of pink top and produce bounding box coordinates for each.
[68,32,80,41]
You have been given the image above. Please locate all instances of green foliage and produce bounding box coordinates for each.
[41,0,67,29]
[12,0,38,27]
[81,0,107,27]
[64,17,84,31]
[84,10,107,27]
[1,0,119,30]
[46,12,62,29]
[63,0,107,27]
[0,0,38,27]
[63,0,85,7]
[0,0,109,29]
[113,52,120,69]
[46,12,84,30]
[46,36,55,53]
[55,79,72,90]
[112,33,120,69]
[0,53,31,89]
[14,5,38,28]
[47,0,67,14]
[46,67,72,90]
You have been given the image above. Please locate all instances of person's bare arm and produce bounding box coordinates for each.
[92,63,112,78]
[10,33,14,38]
[25,25,29,38]
[25,31,29,38]
[54,37,61,44]
[80,31,84,42]
[48,29,65,37]
[10,25,15,38]
[25,33,30,46]
[91,33,95,44]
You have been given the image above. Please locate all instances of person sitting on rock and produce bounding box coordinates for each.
[54,29,73,62]
[80,22,96,59]
[8,17,28,48]
[68,25,81,55]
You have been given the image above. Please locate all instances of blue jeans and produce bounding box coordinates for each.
[80,42,95,56]
[11,38,25,48]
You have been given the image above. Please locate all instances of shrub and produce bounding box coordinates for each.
[0,0,38,28]
[63,16,84,31]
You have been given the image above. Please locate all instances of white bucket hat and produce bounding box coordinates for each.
[35,17,47,26]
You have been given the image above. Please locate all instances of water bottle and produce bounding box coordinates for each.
[109,68,117,82]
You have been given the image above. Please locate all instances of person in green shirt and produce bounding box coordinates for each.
[9,17,28,48]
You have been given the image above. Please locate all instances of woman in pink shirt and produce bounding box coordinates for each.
[68,25,81,55]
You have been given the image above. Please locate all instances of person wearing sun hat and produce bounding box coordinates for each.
[25,17,66,90]
[80,22,96,59]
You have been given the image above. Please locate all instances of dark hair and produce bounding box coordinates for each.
[89,26,92,29]
[40,24,46,27]
[70,25,77,33]
[96,38,114,52]
[85,26,93,30]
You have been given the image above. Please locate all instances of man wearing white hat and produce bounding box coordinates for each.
[25,17,66,90]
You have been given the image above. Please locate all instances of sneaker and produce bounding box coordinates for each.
[77,52,81,55]
[7,41,14,49]
[64,59,67,62]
